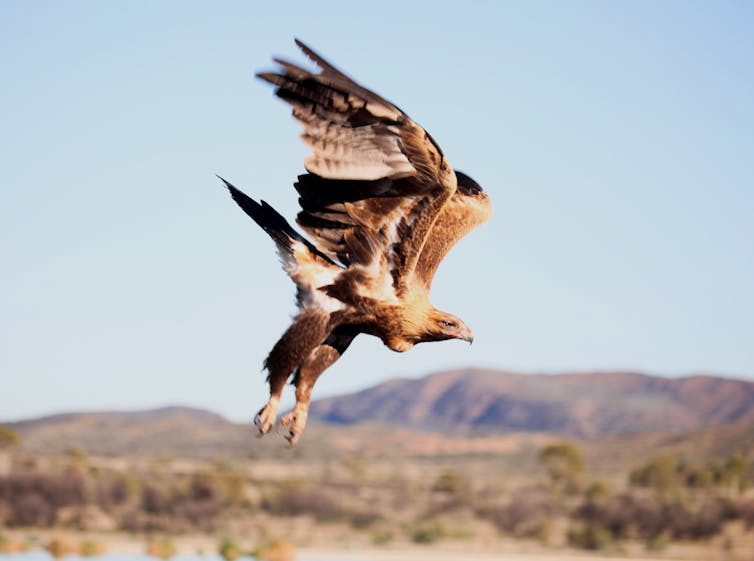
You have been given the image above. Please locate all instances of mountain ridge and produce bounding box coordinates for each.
[4,370,753,457]
[308,368,754,436]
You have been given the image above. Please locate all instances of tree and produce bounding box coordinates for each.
[720,452,749,495]
[629,455,680,499]
[539,441,585,494]
[0,425,20,475]
[0,426,20,449]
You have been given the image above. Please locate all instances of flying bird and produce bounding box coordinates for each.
[220,39,492,445]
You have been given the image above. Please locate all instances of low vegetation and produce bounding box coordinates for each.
[0,432,752,558]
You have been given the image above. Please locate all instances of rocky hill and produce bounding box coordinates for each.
[7,406,251,458]
[308,369,754,436]
[5,370,754,459]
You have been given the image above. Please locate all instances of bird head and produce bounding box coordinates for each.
[423,310,474,344]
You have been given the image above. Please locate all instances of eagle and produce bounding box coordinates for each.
[220,39,492,445]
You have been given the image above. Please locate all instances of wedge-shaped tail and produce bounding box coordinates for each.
[218,175,339,266]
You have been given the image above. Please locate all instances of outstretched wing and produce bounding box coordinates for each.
[257,39,457,297]
[414,172,493,289]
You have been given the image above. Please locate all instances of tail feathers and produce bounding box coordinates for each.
[218,175,341,267]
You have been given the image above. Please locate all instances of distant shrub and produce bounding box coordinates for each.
[480,493,558,538]
[371,527,394,545]
[734,498,754,529]
[171,497,223,532]
[251,538,296,561]
[684,466,715,489]
[261,479,347,521]
[79,539,106,557]
[45,536,75,559]
[629,455,680,496]
[409,520,446,544]
[645,534,670,552]
[567,524,612,550]
[94,475,132,508]
[0,474,86,527]
[630,452,750,496]
[350,510,382,529]
[141,485,168,514]
[576,492,729,541]
[218,538,241,561]
[432,469,468,495]
[584,481,611,501]
[660,501,728,540]
[147,538,176,559]
[0,535,27,554]
[539,442,585,494]
[0,426,20,449]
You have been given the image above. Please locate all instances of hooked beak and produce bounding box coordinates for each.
[459,325,474,345]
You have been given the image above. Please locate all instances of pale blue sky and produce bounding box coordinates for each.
[2,1,753,422]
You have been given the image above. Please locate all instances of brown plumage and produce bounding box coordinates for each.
[220,39,492,444]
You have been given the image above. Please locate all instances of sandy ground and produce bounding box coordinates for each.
[298,548,694,561]
[0,529,709,561]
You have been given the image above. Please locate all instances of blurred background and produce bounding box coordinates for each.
[1,1,753,560]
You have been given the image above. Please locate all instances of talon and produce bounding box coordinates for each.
[280,412,295,427]
[286,431,299,446]
[281,403,309,446]
[253,397,280,435]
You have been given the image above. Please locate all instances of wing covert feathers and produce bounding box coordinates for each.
[254,40,489,298]
[415,172,493,288]
[256,40,449,187]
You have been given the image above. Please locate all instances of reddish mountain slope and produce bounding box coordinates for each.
[308,369,754,436]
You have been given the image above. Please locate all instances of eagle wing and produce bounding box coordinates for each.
[414,172,493,289]
[257,39,457,297]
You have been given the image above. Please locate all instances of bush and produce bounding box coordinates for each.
[218,538,241,561]
[371,528,393,545]
[251,538,296,561]
[432,469,468,495]
[79,539,106,556]
[147,538,176,559]
[0,426,20,449]
[734,498,754,529]
[576,492,729,541]
[480,493,558,538]
[0,474,86,526]
[629,455,680,496]
[540,442,585,494]
[568,524,612,550]
[410,520,446,544]
[350,511,382,529]
[645,534,670,552]
[261,480,348,521]
[0,535,27,554]
[45,536,75,559]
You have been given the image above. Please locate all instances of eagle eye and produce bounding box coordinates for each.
[440,319,456,329]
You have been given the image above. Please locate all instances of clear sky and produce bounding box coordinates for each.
[2,1,753,422]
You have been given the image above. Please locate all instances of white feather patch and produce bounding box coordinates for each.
[286,241,346,313]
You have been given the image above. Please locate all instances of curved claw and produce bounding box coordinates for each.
[280,404,309,446]
[253,397,280,435]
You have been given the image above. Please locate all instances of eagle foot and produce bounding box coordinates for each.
[279,405,309,446]
[253,397,280,435]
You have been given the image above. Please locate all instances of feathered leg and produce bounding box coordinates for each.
[255,310,330,434]
[280,332,356,445]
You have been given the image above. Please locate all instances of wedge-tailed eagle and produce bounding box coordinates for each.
[220,39,492,444]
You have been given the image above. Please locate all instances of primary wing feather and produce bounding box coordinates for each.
[258,40,458,296]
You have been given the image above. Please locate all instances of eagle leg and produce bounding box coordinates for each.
[280,332,356,445]
[255,311,331,436]
[254,399,280,435]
